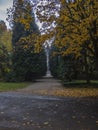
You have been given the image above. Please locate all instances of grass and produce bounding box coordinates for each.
[63,80,98,88]
[0,82,31,92]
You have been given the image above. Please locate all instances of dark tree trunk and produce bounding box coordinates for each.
[95,47,98,71]
[84,50,90,84]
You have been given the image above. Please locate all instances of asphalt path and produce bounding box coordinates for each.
[0,77,98,130]
[0,92,98,130]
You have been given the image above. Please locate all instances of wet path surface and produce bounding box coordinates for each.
[0,92,98,130]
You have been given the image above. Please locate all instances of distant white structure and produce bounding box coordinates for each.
[45,43,52,77]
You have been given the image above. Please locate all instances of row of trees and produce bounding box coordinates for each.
[1,0,97,83]
[32,0,98,83]
[9,0,47,82]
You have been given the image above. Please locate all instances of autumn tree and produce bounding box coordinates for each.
[0,20,7,34]
[6,0,98,82]
[6,0,46,82]
[52,0,98,82]
[55,0,98,57]
[0,20,12,80]
[35,0,98,82]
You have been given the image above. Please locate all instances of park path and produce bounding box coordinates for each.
[0,76,98,130]
[16,76,63,95]
[16,76,98,97]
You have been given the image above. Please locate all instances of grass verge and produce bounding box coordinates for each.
[0,82,31,92]
[63,80,98,88]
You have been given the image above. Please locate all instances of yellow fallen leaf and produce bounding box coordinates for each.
[23,123,26,126]
[37,125,41,128]
[26,122,30,125]
[44,122,49,125]
[96,121,98,124]
[77,121,80,123]
[72,116,76,119]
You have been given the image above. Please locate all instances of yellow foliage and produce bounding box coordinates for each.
[0,30,12,52]
[16,0,98,58]
[54,0,98,58]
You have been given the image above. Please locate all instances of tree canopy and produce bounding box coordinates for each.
[35,0,98,82]
[6,0,47,82]
[1,0,98,82]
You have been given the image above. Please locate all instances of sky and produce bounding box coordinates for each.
[0,0,13,29]
[0,0,41,29]
[0,0,57,30]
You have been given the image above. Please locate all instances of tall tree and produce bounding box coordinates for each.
[7,0,46,81]
[55,0,98,66]
[0,20,7,34]
[51,0,98,82]
[0,21,11,80]
[34,0,98,82]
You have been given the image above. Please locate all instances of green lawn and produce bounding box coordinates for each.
[63,80,98,87]
[0,82,31,92]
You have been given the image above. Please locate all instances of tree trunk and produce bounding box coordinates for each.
[85,63,90,84]
[84,50,90,84]
[95,49,98,71]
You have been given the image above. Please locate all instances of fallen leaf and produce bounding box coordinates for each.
[11,120,17,123]
[26,122,30,125]
[1,112,4,114]
[23,123,26,126]
[44,122,49,125]
[81,116,85,119]
[55,104,58,107]
[91,116,95,118]
[23,117,27,120]
[77,121,80,123]
[37,125,41,128]
[72,116,76,119]
[96,121,98,124]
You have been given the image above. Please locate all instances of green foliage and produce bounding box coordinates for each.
[6,0,47,82]
[0,30,12,52]
[11,48,46,82]
[49,0,98,83]
[0,43,10,79]
[49,44,98,83]
[49,45,59,77]
[0,20,12,80]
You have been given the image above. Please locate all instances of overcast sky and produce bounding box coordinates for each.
[0,0,13,28]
